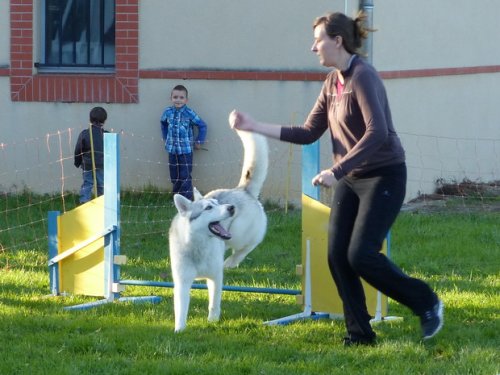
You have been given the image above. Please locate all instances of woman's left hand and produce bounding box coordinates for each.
[312,169,337,188]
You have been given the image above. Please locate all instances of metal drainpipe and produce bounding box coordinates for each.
[359,0,374,64]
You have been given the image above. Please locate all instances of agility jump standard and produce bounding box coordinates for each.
[48,133,159,310]
[48,134,397,323]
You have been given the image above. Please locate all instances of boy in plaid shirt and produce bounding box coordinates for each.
[160,85,207,200]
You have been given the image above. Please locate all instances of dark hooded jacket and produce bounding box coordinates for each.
[74,123,108,171]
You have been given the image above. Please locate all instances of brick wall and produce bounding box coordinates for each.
[9,0,139,103]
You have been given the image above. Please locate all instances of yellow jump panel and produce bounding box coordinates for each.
[301,194,388,317]
[58,196,105,297]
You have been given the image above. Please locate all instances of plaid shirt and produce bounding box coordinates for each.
[160,105,207,154]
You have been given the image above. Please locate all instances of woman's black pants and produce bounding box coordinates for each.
[327,163,437,338]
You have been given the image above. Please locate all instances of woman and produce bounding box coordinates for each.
[229,11,443,345]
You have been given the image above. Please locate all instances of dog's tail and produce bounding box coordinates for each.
[236,129,268,199]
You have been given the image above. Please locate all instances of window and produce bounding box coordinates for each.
[40,0,115,71]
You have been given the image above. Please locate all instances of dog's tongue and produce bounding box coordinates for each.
[209,222,231,240]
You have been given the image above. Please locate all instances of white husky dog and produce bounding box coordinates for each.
[169,194,235,332]
[169,126,268,332]
[194,128,268,269]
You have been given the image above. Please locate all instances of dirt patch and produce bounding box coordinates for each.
[402,180,500,213]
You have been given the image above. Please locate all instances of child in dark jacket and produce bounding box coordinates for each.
[74,107,108,204]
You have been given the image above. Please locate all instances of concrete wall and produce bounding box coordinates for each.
[1,0,499,205]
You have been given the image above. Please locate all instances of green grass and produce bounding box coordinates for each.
[0,192,499,374]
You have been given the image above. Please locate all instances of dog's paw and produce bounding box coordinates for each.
[174,325,186,333]
[223,257,240,269]
[207,313,220,323]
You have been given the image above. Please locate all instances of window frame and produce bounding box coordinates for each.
[10,0,139,104]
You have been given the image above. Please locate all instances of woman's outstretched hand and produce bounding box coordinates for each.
[229,110,256,131]
[229,109,282,140]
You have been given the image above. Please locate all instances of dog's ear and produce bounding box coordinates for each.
[173,194,192,215]
[193,187,203,201]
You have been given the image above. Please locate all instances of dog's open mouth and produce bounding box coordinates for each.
[209,222,231,240]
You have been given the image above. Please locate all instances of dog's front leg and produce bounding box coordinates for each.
[206,276,222,323]
[173,280,192,332]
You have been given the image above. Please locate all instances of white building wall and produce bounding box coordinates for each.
[140,0,349,71]
[373,0,500,70]
[1,0,499,205]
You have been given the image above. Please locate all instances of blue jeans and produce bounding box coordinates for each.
[327,163,437,339]
[80,169,104,204]
[168,153,193,200]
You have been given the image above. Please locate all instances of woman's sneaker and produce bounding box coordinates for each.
[420,300,444,339]
[343,333,377,346]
